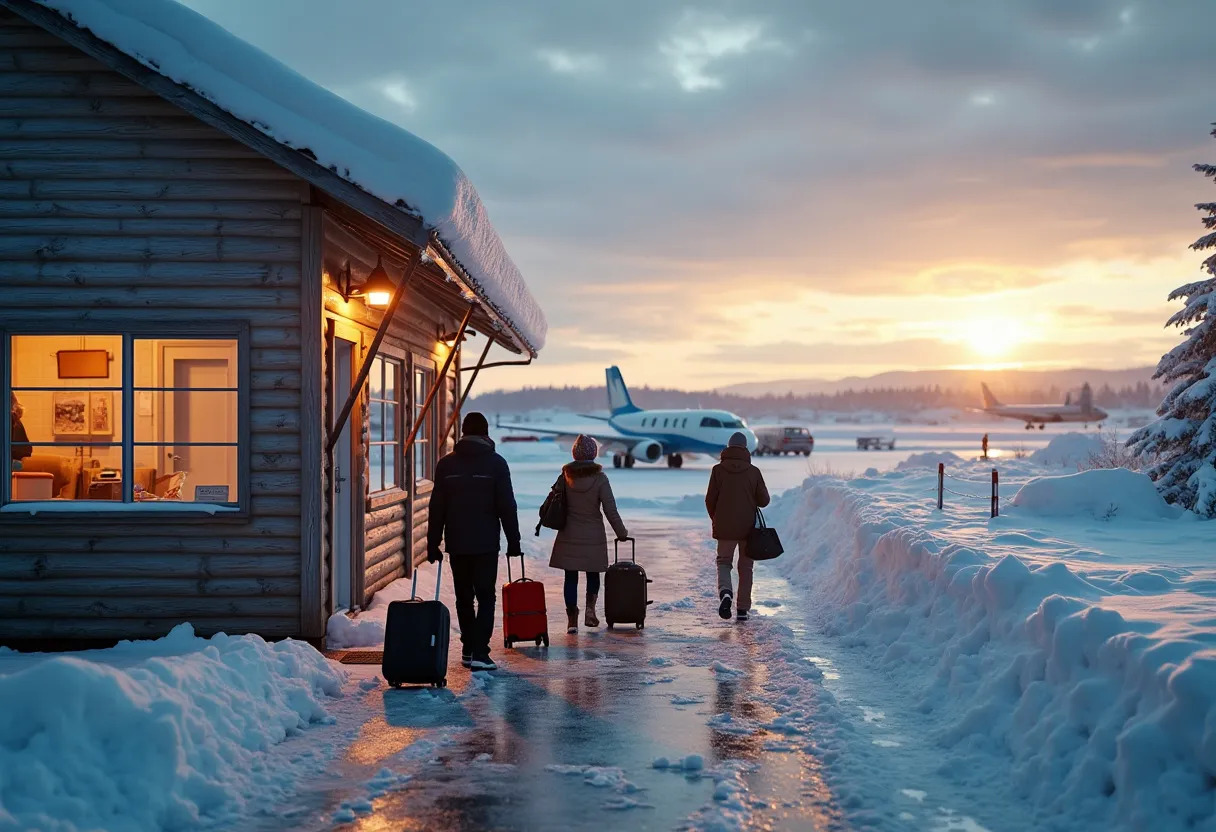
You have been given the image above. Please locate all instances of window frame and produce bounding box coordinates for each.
[1,321,250,520]
[366,344,407,511]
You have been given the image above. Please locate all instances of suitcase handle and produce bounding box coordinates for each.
[410,564,442,602]
[613,537,635,564]
[506,552,527,583]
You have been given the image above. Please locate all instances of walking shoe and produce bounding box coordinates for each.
[566,608,579,634]
[585,593,600,628]
[461,648,472,667]
[718,590,734,620]
[736,609,749,622]
[470,653,497,671]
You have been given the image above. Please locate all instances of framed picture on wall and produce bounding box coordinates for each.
[52,392,88,435]
[88,392,113,435]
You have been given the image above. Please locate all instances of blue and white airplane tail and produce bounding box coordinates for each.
[606,366,641,416]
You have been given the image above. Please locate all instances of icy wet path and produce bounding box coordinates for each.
[269,511,1030,831]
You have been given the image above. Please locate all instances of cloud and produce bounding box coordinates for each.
[177,0,1215,386]
[537,48,603,75]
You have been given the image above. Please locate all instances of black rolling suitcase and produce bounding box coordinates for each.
[604,538,653,630]
[382,566,450,689]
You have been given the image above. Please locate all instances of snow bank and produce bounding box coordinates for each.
[769,477,1216,830]
[0,624,344,831]
[1029,432,1104,467]
[895,451,963,471]
[1011,468,1183,521]
[35,0,546,351]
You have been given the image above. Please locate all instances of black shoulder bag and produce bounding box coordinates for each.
[535,475,568,535]
[745,509,784,560]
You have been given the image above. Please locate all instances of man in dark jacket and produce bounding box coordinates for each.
[705,431,770,622]
[427,411,521,671]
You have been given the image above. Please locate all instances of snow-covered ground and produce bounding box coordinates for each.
[0,625,345,832]
[6,426,1211,830]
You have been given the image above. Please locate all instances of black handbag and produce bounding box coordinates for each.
[745,509,784,560]
[535,475,568,535]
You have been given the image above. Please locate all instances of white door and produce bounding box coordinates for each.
[331,338,356,612]
[161,344,238,500]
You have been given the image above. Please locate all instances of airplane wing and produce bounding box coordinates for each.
[497,423,651,455]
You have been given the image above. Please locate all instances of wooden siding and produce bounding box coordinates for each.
[0,11,308,640]
[319,213,463,608]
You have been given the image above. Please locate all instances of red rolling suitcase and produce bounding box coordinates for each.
[502,554,549,649]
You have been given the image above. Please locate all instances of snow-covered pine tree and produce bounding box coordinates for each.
[1129,124,1216,517]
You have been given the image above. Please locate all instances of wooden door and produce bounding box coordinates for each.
[160,344,238,500]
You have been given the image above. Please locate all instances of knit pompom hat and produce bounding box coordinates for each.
[571,434,599,461]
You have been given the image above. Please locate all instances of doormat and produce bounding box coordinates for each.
[323,650,384,664]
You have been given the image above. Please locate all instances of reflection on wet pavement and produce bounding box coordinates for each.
[278,517,846,831]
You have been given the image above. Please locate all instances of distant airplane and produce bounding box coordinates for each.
[979,382,1108,430]
[497,367,757,468]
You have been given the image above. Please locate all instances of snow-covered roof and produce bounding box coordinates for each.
[24,0,546,353]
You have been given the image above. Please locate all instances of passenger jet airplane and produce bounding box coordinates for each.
[979,382,1108,430]
[498,367,757,468]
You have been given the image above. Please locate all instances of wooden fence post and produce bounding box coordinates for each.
[937,463,944,510]
[991,468,999,518]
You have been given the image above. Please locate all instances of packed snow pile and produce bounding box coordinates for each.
[1011,468,1183,521]
[0,623,344,831]
[1029,432,1104,468]
[33,0,546,351]
[327,574,424,648]
[768,469,1215,830]
[896,451,963,471]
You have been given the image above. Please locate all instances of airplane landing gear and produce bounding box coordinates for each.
[625,455,636,468]
[666,454,684,469]
[613,453,623,468]
[1038,424,1045,430]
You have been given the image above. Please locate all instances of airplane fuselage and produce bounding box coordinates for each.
[984,404,1109,428]
[609,408,757,456]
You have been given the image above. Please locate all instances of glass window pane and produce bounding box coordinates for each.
[369,357,383,399]
[132,444,236,502]
[383,404,397,441]
[384,445,397,490]
[11,335,123,390]
[133,338,238,390]
[134,391,237,443]
[11,444,123,501]
[368,445,384,493]
[10,389,124,444]
[369,401,384,441]
[414,441,429,481]
[384,361,397,400]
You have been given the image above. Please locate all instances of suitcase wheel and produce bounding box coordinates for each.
[541,634,549,647]
[636,621,644,630]
[606,621,613,630]
[504,636,514,649]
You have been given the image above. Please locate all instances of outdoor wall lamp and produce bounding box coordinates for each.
[338,256,395,308]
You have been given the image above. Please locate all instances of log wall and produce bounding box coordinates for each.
[0,10,309,640]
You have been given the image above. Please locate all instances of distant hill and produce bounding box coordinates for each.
[719,367,1157,397]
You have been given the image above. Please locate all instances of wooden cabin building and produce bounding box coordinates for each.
[0,0,545,643]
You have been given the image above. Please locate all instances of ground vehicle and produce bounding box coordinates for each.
[856,436,896,450]
[754,425,814,456]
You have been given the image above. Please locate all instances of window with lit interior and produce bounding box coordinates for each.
[5,333,242,508]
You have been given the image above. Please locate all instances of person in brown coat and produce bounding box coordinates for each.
[705,431,770,622]
[548,434,629,633]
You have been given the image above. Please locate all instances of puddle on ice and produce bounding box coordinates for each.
[872,739,901,748]
[900,789,927,802]
[802,656,841,680]
[861,707,885,722]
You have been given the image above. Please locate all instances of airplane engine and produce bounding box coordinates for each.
[630,439,662,463]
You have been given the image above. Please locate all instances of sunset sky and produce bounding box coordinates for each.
[184,0,1214,391]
